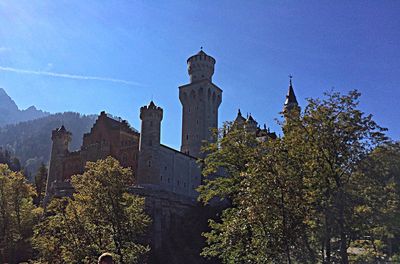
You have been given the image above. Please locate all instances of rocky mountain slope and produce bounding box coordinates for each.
[0,88,49,126]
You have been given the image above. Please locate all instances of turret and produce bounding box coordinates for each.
[45,125,71,202]
[187,49,216,83]
[180,49,222,158]
[245,114,258,134]
[234,109,246,127]
[137,101,163,185]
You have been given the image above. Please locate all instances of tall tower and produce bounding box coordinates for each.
[45,125,71,201]
[179,50,222,158]
[137,101,163,185]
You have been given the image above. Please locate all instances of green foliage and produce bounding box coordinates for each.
[199,90,397,263]
[33,163,47,206]
[0,148,21,172]
[200,124,314,263]
[33,157,150,264]
[0,164,40,263]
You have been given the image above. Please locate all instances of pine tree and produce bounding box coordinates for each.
[34,163,47,206]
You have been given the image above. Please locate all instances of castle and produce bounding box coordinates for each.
[45,50,298,201]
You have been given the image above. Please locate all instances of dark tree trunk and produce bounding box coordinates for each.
[324,213,331,264]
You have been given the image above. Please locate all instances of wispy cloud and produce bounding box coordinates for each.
[0,66,141,86]
[0,47,10,53]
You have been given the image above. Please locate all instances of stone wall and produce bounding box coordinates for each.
[157,144,201,198]
[130,187,221,264]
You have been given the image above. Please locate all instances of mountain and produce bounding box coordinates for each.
[0,88,49,126]
[0,112,96,179]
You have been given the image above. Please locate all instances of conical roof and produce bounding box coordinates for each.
[148,100,156,109]
[234,109,246,123]
[197,50,207,56]
[284,78,298,106]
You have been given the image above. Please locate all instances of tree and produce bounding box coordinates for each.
[33,157,151,264]
[0,164,39,263]
[198,90,390,263]
[199,123,313,263]
[33,163,47,206]
[348,142,400,262]
[283,90,387,263]
[0,148,21,172]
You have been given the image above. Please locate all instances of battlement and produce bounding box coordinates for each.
[187,50,215,83]
[140,101,163,120]
[51,125,72,140]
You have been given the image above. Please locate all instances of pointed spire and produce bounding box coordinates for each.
[284,75,298,106]
[247,113,255,122]
[148,100,156,109]
[234,108,246,124]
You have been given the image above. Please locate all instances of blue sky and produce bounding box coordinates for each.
[0,1,399,149]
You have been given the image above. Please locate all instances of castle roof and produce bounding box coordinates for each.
[196,50,207,56]
[247,114,256,122]
[187,49,216,64]
[96,111,139,134]
[284,78,298,106]
[234,109,246,123]
[148,100,157,109]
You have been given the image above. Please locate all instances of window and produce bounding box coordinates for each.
[148,160,151,167]
[168,178,170,183]
[149,140,152,146]
[150,121,153,127]
[160,175,163,181]
[177,180,180,186]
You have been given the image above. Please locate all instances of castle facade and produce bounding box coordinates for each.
[45,50,297,201]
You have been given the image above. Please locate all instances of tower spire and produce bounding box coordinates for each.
[283,75,299,113]
[285,75,298,106]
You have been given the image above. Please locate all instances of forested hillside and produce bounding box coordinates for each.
[0,112,96,179]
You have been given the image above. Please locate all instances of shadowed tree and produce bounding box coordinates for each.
[198,90,391,264]
[34,163,47,206]
[33,157,150,264]
[0,164,39,263]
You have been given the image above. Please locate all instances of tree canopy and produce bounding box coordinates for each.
[198,90,399,263]
[33,157,151,264]
[0,164,40,263]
